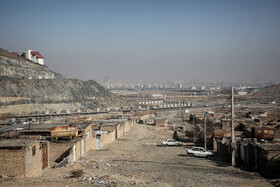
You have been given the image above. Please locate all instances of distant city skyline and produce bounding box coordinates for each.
[1,0,280,83]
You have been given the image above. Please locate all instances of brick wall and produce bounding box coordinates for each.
[112,130,116,142]
[126,120,134,132]
[0,148,26,177]
[257,144,280,172]
[100,125,115,132]
[69,126,96,161]
[100,131,114,148]
[124,121,130,133]
[68,122,135,163]
[0,141,50,178]
[217,140,231,157]
[49,141,74,167]
[116,124,124,138]
[74,138,82,160]
[84,125,97,152]
[25,142,43,177]
[0,121,137,177]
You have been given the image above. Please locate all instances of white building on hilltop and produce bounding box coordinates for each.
[23,49,44,65]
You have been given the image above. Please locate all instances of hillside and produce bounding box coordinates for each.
[0,48,134,115]
[253,84,280,97]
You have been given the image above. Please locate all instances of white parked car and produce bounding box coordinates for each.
[14,128,24,131]
[187,147,214,158]
[161,139,182,146]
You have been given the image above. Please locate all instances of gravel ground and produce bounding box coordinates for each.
[0,124,273,187]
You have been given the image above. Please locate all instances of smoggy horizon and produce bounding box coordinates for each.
[1,0,280,83]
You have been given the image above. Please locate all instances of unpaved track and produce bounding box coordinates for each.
[0,124,273,187]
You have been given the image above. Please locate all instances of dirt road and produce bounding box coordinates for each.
[0,124,273,187]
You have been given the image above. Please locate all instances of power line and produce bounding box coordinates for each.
[214,95,232,114]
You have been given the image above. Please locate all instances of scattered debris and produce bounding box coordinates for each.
[97,181,105,185]
[0,175,9,179]
[70,169,84,178]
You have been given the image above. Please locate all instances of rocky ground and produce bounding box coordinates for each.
[0,124,274,187]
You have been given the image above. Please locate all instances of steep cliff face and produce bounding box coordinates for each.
[0,48,132,115]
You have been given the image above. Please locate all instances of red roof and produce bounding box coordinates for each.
[30,50,44,59]
[37,56,44,59]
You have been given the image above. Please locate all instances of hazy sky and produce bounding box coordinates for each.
[1,0,280,83]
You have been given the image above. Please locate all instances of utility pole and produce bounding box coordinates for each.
[204,113,207,149]
[193,114,195,143]
[231,86,236,166]
[277,87,279,103]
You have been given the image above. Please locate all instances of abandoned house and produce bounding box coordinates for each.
[0,113,136,176]
[0,139,49,177]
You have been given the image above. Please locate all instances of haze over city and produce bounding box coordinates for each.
[1,1,280,185]
[1,0,280,83]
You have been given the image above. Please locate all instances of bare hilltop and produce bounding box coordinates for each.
[0,48,134,116]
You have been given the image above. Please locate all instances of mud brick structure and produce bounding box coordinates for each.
[0,139,49,177]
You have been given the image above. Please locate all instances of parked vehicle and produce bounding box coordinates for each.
[187,147,214,158]
[161,139,182,146]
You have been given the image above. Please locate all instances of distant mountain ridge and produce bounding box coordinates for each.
[253,84,280,97]
[0,48,133,115]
